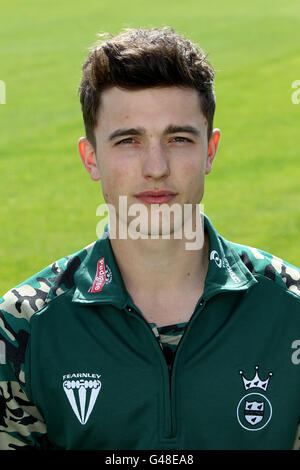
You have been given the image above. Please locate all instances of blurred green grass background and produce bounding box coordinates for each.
[0,0,300,294]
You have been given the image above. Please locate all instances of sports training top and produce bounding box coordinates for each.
[0,214,300,450]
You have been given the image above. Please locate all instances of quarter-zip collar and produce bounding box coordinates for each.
[202,215,258,299]
[72,230,129,309]
[72,213,257,307]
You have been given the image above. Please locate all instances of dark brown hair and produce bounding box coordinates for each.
[78,27,216,149]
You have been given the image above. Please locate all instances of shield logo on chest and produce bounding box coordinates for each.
[244,400,264,425]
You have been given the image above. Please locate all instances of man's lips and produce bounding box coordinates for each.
[134,190,178,204]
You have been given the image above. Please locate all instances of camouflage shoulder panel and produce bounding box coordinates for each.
[0,240,96,323]
[0,241,96,383]
[230,241,300,298]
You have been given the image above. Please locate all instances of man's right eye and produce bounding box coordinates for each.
[116,137,136,145]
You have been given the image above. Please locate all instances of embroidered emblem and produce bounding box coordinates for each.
[88,257,112,293]
[63,373,102,425]
[210,250,222,268]
[236,365,273,431]
[210,250,241,283]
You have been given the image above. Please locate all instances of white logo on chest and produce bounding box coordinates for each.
[63,373,102,425]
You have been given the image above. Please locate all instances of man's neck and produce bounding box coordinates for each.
[111,227,209,300]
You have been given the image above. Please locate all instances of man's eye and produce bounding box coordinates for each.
[171,136,192,143]
[116,137,136,145]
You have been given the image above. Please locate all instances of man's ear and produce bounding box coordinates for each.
[78,137,100,181]
[205,129,221,175]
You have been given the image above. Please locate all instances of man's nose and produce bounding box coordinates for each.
[141,143,170,180]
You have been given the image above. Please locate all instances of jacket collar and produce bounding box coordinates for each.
[72,213,257,308]
[202,215,257,299]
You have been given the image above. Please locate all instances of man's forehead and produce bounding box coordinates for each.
[100,85,200,107]
[96,86,206,132]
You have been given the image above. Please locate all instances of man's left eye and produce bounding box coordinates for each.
[171,136,191,143]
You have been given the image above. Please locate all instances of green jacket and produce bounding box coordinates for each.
[1,214,300,450]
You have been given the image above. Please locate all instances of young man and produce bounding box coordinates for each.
[0,27,300,450]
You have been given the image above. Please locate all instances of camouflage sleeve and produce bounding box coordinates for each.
[0,295,47,449]
[0,245,92,450]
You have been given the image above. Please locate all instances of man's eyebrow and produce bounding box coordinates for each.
[164,125,201,136]
[108,128,145,141]
[107,125,201,142]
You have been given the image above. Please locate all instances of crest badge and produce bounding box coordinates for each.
[237,365,273,431]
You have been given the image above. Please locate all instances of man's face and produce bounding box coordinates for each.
[79,86,220,236]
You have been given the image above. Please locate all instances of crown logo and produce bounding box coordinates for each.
[239,365,272,391]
